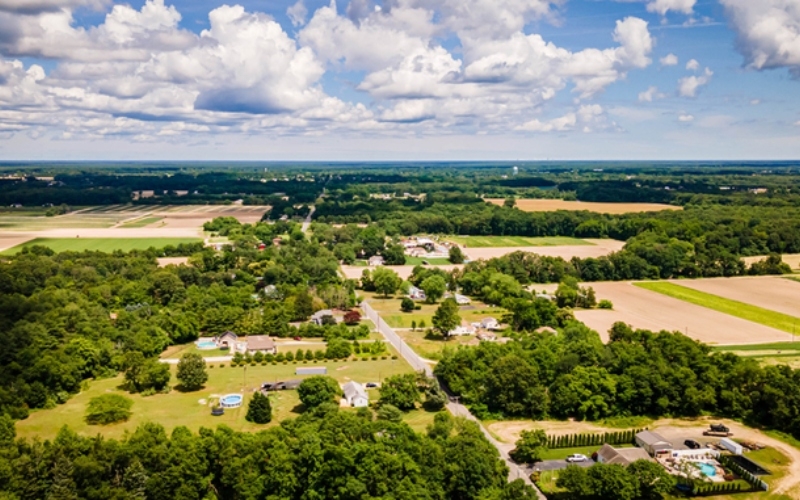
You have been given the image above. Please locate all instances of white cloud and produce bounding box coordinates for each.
[0,0,106,14]
[678,113,694,122]
[660,53,678,66]
[685,58,700,70]
[750,99,761,105]
[678,67,713,97]
[646,0,696,16]
[721,0,800,76]
[638,85,664,102]
[286,0,307,27]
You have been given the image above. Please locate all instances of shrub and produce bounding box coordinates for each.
[85,394,133,425]
[253,352,264,363]
[177,353,208,391]
[246,392,272,424]
[376,404,403,423]
[265,353,275,363]
[598,299,614,309]
[276,353,285,362]
[285,351,295,362]
[401,298,415,313]
[298,376,341,408]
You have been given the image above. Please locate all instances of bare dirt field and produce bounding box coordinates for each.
[575,281,792,344]
[485,198,682,214]
[0,234,34,252]
[744,254,800,270]
[146,205,268,227]
[464,238,625,261]
[488,417,800,496]
[157,257,190,267]
[341,264,464,280]
[670,276,800,319]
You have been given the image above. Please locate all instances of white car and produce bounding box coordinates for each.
[566,454,588,463]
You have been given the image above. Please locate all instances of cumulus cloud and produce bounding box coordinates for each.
[685,58,700,70]
[638,86,664,102]
[678,67,713,97]
[678,113,694,122]
[721,0,800,76]
[660,53,678,66]
[0,0,105,14]
[286,0,307,27]
[646,0,696,16]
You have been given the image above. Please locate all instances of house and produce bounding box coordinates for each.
[214,331,238,349]
[476,332,497,342]
[407,285,426,301]
[635,431,672,456]
[596,444,654,466]
[454,293,471,305]
[246,335,277,355]
[448,325,476,336]
[478,317,499,330]
[343,381,369,407]
[368,255,384,266]
[297,367,327,375]
[310,310,336,325]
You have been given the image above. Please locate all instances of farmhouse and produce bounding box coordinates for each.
[596,444,653,466]
[214,331,238,349]
[448,325,476,336]
[368,255,384,266]
[407,285,427,301]
[635,430,672,456]
[343,381,369,407]
[311,310,336,325]
[245,335,276,355]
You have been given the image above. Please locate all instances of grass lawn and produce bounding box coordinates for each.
[120,216,163,228]
[15,357,414,441]
[538,445,632,461]
[403,256,452,265]
[401,408,440,433]
[364,292,506,330]
[446,235,593,248]
[396,329,475,360]
[1,237,202,254]
[160,343,230,359]
[636,282,800,335]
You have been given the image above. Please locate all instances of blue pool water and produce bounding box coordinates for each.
[699,463,717,477]
[220,394,243,408]
[197,340,217,350]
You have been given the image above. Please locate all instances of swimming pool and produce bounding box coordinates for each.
[220,394,243,408]
[196,340,217,350]
[699,463,717,477]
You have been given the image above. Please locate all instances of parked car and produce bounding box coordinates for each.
[366,382,378,388]
[684,439,701,449]
[566,454,588,463]
[293,336,302,341]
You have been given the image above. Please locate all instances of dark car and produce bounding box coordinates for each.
[366,382,378,388]
[293,336,302,341]
[684,439,701,449]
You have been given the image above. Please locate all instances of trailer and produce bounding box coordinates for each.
[703,430,733,437]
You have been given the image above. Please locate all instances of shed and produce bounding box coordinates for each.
[297,367,328,375]
[720,438,744,456]
[635,431,672,456]
[343,381,369,407]
[214,331,238,348]
[246,335,277,355]
[596,444,654,466]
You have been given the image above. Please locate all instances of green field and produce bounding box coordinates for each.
[404,256,453,265]
[712,342,800,353]
[636,282,800,334]
[446,235,592,248]
[120,216,163,228]
[1,237,202,254]
[15,356,422,441]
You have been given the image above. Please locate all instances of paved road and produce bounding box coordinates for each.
[301,206,315,233]
[528,459,594,473]
[361,302,546,499]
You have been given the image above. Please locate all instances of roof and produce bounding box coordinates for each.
[311,309,334,319]
[246,335,275,350]
[597,444,653,466]
[481,317,497,324]
[636,430,670,446]
[216,331,237,340]
[343,381,368,401]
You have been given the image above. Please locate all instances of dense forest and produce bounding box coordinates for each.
[434,322,800,439]
[0,406,536,499]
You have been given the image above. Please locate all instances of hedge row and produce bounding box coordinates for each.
[718,455,769,492]
[546,429,644,449]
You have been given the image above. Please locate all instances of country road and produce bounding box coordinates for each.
[301,206,315,233]
[361,301,546,499]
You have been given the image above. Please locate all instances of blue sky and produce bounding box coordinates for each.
[0,0,797,160]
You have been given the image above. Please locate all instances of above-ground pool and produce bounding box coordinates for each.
[220,394,243,408]
[699,463,717,477]
[196,340,217,350]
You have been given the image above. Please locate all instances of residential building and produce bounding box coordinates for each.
[635,431,672,456]
[246,335,277,355]
[448,325,476,336]
[343,381,369,407]
[407,285,426,301]
[478,317,499,330]
[310,310,336,325]
[214,331,238,349]
[368,255,384,266]
[596,444,653,466]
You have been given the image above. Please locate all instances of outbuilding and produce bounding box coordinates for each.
[310,310,335,325]
[297,367,328,375]
[720,438,744,455]
[343,381,369,407]
[635,430,672,456]
[246,335,277,355]
[214,331,238,349]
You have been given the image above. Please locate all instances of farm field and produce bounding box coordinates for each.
[484,198,682,214]
[446,235,592,248]
[667,276,800,319]
[404,256,452,265]
[342,264,463,280]
[15,356,418,441]
[636,282,800,335]
[744,254,800,271]
[573,281,792,344]
[120,216,163,228]
[0,237,201,255]
[463,238,625,261]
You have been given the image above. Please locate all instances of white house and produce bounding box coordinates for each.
[454,293,471,305]
[476,317,499,330]
[343,381,369,407]
[368,255,384,266]
[448,325,476,336]
[407,285,426,301]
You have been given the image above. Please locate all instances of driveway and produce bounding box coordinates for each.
[528,459,595,473]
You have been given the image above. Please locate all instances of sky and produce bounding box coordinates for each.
[0,0,798,160]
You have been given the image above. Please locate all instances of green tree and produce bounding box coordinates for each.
[423,384,448,411]
[628,460,676,500]
[432,298,461,337]
[503,197,516,208]
[48,455,78,500]
[325,339,352,359]
[246,392,273,424]
[449,246,465,264]
[176,353,208,391]
[372,267,402,297]
[509,429,547,464]
[297,376,341,408]
[382,243,407,265]
[379,373,420,411]
[420,275,447,303]
[376,404,403,422]
[85,394,133,425]
[401,297,415,312]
